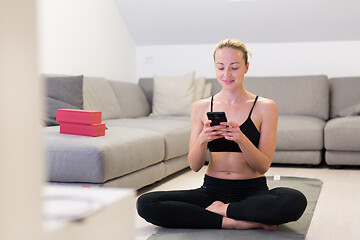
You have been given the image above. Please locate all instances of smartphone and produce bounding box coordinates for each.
[207,112,228,126]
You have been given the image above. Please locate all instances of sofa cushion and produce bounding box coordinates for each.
[325,151,360,166]
[152,72,195,116]
[194,77,206,100]
[276,115,325,150]
[138,77,213,111]
[244,75,329,120]
[330,77,360,118]
[104,162,166,189]
[44,75,84,126]
[108,80,151,118]
[324,116,360,151]
[83,77,122,120]
[44,126,165,183]
[104,117,191,160]
[203,82,213,99]
[138,78,155,108]
[273,151,322,165]
[335,103,360,117]
[146,115,190,122]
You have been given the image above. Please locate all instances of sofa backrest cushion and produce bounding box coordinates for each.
[244,75,329,120]
[138,78,154,108]
[83,77,122,120]
[43,75,84,126]
[138,78,219,111]
[151,72,196,116]
[140,76,329,119]
[205,78,222,96]
[330,77,360,118]
[108,80,151,118]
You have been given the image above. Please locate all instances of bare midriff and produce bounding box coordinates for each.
[206,152,264,180]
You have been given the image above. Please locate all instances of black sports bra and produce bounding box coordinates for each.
[207,95,260,152]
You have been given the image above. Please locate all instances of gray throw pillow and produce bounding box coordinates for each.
[44,75,84,126]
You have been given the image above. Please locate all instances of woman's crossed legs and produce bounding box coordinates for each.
[137,186,306,231]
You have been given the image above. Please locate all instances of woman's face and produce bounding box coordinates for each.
[214,47,249,89]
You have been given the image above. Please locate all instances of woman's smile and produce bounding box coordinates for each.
[223,79,235,85]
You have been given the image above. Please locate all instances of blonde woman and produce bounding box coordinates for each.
[137,39,307,231]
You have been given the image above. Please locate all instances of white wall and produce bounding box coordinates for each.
[38,0,136,82]
[136,41,360,79]
[0,1,43,239]
[37,0,360,82]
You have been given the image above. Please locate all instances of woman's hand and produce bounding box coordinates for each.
[219,121,244,143]
[200,120,227,143]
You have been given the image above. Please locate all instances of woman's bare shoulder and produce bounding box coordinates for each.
[256,96,278,115]
[192,97,211,111]
[191,97,211,122]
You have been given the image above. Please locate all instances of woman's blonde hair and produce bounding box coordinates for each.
[213,38,251,65]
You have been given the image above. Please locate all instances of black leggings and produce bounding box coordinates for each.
[137,175,307,228]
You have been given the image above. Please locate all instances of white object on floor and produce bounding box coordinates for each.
[44,185,135,240]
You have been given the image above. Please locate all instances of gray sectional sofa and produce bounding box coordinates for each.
[242,75,329,165]
[44,76,191,189]
[242,75,360,166]
[44,75,360,190]
[237,75,360,166]
[325,77,360,165]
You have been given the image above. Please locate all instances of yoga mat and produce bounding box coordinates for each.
[147,176,322,240]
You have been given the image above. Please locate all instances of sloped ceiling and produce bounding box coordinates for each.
[115,0,360,45]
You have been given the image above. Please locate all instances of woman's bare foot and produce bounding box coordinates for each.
[206,201,277,231]
[206,201,229,217]
[222,217,277,231]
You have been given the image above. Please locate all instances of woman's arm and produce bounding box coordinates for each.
[221,98,278,174]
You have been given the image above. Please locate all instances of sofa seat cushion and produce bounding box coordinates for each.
[325,116,360,151]
[325,151,360,166]
[104,117,191,160]
[44,126,165,183]
[276,115,325,150]
[273,151,322,165]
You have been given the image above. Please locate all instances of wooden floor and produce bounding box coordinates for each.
[136,164,360,240]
